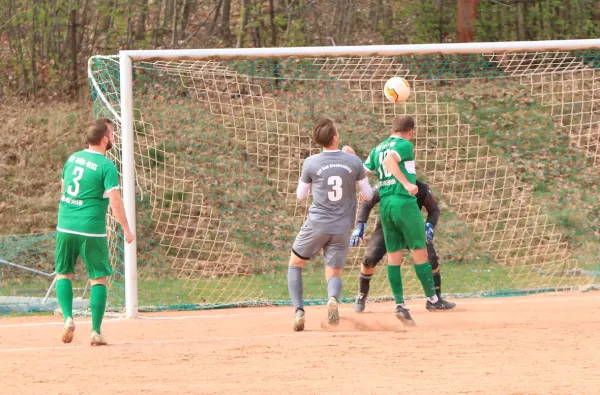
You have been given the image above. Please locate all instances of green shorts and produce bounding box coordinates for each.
[55,231,113,279]
[380,196,426,253]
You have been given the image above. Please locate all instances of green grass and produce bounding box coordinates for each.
[1,253,597,315]
[133,262,596,310]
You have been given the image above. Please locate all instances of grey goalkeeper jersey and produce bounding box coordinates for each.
[300,150,367,234]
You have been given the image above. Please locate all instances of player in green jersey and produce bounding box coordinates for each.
[363,116,454,325]
[56,118,134,345]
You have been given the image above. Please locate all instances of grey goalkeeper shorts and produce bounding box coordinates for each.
[292,225,351,269]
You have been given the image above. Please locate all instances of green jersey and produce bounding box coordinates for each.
[57,149,120,237]
[364,135,416,200]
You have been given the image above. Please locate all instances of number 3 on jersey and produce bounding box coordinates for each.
[328,176,343,201]
[67,166,84,197]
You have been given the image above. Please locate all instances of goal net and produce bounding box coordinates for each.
[86,42,600,314]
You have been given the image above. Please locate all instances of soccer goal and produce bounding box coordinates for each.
[88,39,600,318]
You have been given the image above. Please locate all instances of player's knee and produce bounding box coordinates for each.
[363,255,380,269]
[90,277,107,286]
[57,273,74,281]
[361,265,376,275]
[327,267,343,280]
[289,249,308,267]
[430,255,440,271]
[411,248,429,265]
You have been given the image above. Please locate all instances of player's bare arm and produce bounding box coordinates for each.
[108,189,135,244]
[357,177,374,201]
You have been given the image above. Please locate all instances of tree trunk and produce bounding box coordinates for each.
[78,0,90,50]
[136,0,150,40]
[99,1,114,32]
[170,0,178,46]
[439,0,444,42]
[538,0,545,39]
[221,0,232,44]
[8,11,30,94]
[164,0,174,29]
[70,9,78,95]
[456,0,478,42]
[268,0,277,47]
[236,0,250,48]
[88,12,101,59]
[153,0,163,47]
[180,0,193,40]
[31,1,38,95]
[516,1,525,40]
[253,6,262,48]
[210,0,222,33]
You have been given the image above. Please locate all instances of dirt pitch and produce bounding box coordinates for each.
[1,292,599,395]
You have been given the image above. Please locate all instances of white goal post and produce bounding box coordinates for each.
[111,39,600,319]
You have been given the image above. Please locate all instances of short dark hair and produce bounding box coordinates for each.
[87,118,112,145]
[311,117,338,147]
[392,115,415,133]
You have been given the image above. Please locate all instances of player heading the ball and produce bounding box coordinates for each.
[55,118,135,346]
[350,180,456,312]
[288,117,374,331]
[363,115,455,326]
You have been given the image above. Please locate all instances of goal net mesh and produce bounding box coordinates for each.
[85,49,600,312]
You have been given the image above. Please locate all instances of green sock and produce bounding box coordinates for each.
[56,278,73,322]
[387,265,404,304]
[90,284,107,334]
[414,262,437,298]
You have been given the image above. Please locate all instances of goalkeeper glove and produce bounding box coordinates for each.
[349,223,367,247]
[425,222,434,244]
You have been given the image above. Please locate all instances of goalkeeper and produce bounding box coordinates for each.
[350,180,456,312]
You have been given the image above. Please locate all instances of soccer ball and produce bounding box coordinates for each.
[384,77,411,103]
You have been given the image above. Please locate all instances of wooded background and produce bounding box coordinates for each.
[0,0,598,98]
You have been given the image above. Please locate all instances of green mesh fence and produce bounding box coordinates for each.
[4,48,599,315]
[0,229,122,314]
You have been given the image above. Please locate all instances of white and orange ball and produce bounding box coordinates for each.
[383,77,411,103]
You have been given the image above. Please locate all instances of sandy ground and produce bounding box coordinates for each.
[1,291,599,395]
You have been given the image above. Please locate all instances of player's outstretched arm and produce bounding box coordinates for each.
[357,177,374,201]
[356,189,380,224]
[423,187,440,244]
[423,188,441,228]
[108,189,135,243]
[383,153,417,195]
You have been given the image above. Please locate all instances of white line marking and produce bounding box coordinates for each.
[0,292,598,329]
[0,318,123,329]
[0,331,374,353]
[138,309,291,321]
[0,345,85,352]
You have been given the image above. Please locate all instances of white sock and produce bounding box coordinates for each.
[427,294,439,303]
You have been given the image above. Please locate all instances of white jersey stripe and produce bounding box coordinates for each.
[56,228,107,238]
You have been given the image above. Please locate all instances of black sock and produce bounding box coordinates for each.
[359,272,372,295]
[433,271,442,297]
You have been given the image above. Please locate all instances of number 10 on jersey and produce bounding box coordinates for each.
[378,150,392,179]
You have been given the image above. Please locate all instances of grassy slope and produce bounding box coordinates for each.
[2,63,599,311]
